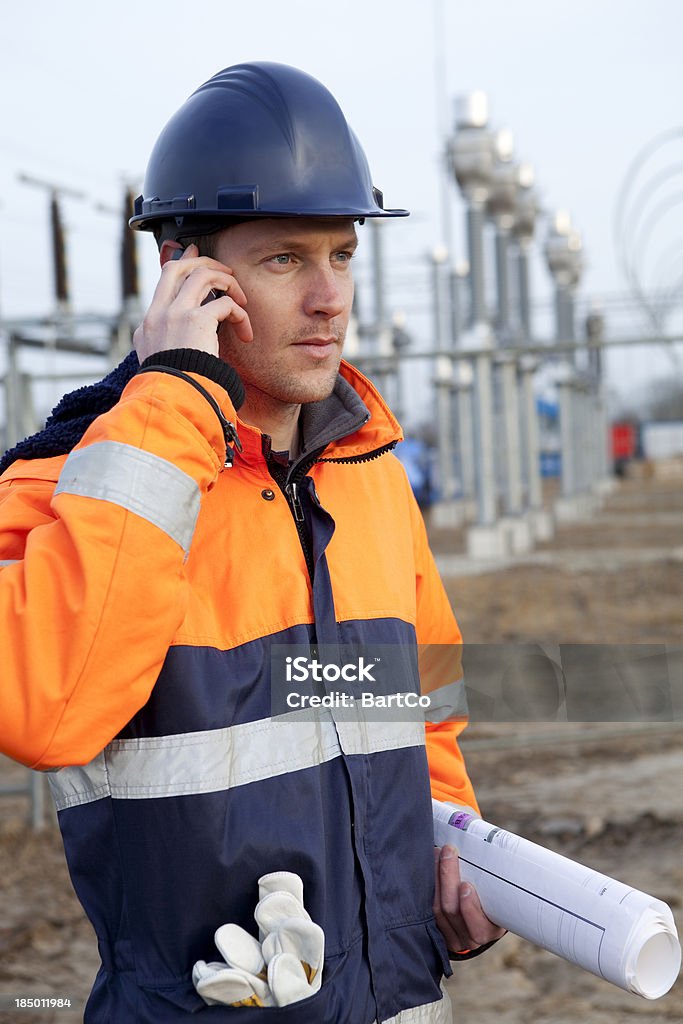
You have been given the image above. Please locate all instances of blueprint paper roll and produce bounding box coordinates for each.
[433,799,681,999]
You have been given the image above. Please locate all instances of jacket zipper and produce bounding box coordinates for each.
[268,439,399,583]
[266,455,317,581]
[285,479,305,522]
[315,440,398,467]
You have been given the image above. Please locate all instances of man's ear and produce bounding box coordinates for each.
[160,240,184,267]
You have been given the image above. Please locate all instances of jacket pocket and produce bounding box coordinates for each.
[138,962,346,1023]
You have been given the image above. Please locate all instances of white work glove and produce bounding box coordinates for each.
[263,918,325,999]
[258,870,305,904]
[192,959,271,1008]
[192,872,325,1008]
[193,923,271,1007]
[255,872,324,1006]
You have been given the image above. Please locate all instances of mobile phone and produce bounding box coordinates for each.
[171,247,226,305]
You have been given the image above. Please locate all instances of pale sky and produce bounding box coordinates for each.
[0,0,682,417]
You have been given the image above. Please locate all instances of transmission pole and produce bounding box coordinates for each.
[17,174,86,314]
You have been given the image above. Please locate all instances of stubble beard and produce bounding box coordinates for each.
[219,325,346,407]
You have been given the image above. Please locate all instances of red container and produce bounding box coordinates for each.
[611,423,637,461]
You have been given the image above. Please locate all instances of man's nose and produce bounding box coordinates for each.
[303,265,348,318]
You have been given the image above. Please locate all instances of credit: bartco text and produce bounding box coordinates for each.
[285,692,431,709]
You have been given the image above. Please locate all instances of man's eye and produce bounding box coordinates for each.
[333,251,355,264]
[271,254,291,265]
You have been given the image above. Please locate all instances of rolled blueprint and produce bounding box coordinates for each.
[433,800,681,999]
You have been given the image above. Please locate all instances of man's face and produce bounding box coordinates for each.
[213,217,357,407]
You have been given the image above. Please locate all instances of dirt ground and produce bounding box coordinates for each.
[0,473,681,1023]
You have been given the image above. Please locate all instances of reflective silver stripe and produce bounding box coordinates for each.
[0,559,20,566]
[424,678,469,723]
[48,755,110,808]
[335,715,425,756]
[47,709,423,811]
[53,441,200,554]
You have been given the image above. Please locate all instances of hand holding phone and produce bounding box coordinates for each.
[133,243,253,363]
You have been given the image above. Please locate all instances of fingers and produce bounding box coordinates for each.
[181,267,248,312]
[432,846,441,917]
[437,845,462,916]
[154,244,242,302]
[161,245,249,312]
[434,845,506,953]
[457,881,506,946]
[209,295,253,343]
[434,846,470,952]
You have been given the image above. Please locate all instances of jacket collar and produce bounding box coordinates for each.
[232,360,403,471]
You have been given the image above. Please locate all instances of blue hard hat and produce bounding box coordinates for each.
[130,62,408,236]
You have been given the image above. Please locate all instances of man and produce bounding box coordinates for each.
[0,62,503,1022]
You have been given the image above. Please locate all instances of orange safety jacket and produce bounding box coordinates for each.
[0,354,478,1023]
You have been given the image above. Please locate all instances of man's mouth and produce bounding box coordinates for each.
[291,338,339,359]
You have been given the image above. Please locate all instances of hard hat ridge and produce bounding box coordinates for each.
[193,63,300,156]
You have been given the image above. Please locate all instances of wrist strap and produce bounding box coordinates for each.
[448,935,505,961]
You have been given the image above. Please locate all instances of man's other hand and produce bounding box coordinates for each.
[433,845,506,955]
